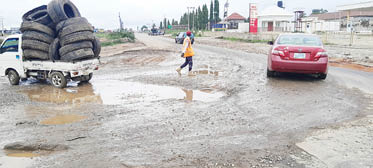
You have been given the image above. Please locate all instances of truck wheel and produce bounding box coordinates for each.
[60,31,94,46]
[20,21,55,37]
[49,38,61,61]
[60,48,94,61]
[59,41,92,56]
[8,70,20,86]
[23,50,49,60]
[22,31,54,44]
[56,17,88,33]
[47,0,81,24]
[59,23,93,38]
[92,36,101,57]
[81,73,93,83]
[50,72,67,88]
[22,40,50,53]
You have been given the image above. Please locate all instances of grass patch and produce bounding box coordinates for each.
[218,37,269,43]
[96,31,135,47]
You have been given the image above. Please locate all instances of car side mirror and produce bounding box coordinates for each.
[268,41,274,45]
[0,48,4,54]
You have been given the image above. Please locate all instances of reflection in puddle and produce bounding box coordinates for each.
[40,114,87,125]
[21,81,224,106]
[21,84,103,105]
[193,70,219,76]
[92,81,224,105]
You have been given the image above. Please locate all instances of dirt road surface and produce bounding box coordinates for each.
[0,33,372,168]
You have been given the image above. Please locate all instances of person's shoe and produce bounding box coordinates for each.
[176,68,182,75]
[188,71,195,76]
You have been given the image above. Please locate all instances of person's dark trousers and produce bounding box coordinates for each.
[180,57,193,71]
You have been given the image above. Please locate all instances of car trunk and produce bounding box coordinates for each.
[278,46,322,61]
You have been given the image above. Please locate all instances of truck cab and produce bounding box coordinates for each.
[0,34,26,81]
[0,34,100,88]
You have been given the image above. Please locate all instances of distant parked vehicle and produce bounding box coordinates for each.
[175,32,194,44]
[148,28,164,36]
[267,33,328,79]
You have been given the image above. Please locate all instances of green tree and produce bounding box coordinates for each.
[167,20,171,28]
[160,22,163,29]
[210,0,214,28]
[163,18,167,30]
[214,0,221,23]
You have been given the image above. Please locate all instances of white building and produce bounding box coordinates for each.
[258,5,293,32]
[301,17,340,33]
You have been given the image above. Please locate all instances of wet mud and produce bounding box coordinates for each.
[0,33,372,168]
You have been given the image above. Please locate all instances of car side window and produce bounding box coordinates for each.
[1,38,19,53]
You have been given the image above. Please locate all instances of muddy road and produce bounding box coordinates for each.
[0,33,372,168]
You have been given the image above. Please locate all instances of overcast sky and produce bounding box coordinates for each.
[0,0,368,30]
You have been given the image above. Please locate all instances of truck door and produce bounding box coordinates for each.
[0,38,23,77]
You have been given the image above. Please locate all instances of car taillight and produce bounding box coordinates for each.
[315,52,328,58]
[272,49,285,57]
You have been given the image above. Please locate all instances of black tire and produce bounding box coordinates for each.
[22,40,50,53]
[23,5,55,29]
[23,5,46,21]
[92,36,101,57]
[49,38,61,61]
[267,69,275,78]
[22,31,54,44]
[60,48,94,61]
[81,73,93,83]
[47,0,81,24]
[20,21,55,37]
[59,23,93,38]
[59,41,92,56]
[23,49,49,60]
[50,71,67,88]
[319,73,327,80]
[60,31,94,46]
[8,70,20,85]
[56,17,88,33]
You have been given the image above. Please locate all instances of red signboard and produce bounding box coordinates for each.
[249,3,258,34]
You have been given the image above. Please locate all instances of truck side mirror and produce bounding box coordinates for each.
[268,41,274,45]
[0,48,4,54]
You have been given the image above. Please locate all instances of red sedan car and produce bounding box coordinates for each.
[267,34,329,79]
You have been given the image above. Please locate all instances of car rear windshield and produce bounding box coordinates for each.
[277,35,322,46]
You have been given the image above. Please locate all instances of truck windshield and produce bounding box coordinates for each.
[1,38,19,52]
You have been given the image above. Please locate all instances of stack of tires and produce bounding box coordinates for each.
[20,0,101,62]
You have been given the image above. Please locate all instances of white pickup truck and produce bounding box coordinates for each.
[0,34,100,88]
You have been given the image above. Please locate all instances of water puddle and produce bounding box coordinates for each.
[0,155,34,168]
[21,84,103,105]
[21,81,224,106]
[193,70,219,76]
[92,80,224,105]
[40,114,87,125]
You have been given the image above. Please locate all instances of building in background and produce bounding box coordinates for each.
[225,13,246,29]
[309,11,373,32]
[258,5,293,32]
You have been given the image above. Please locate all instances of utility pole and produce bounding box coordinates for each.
[224,0,229,19]
[187,7,195,30]
[119,12,124,31]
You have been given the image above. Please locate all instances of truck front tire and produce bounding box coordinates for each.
[8,70,20,86]
[50,72,67,88]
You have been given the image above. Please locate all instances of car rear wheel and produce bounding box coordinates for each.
[267,69,275,78]
[319,73,327,80]
[8,70,20,86]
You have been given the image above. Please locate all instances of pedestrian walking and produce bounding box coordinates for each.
[176,31,195,76]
